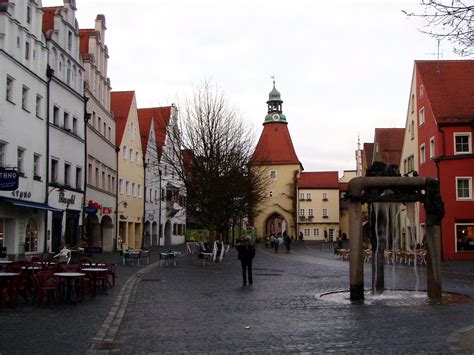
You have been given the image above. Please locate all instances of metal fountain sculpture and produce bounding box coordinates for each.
[346,162,445,302]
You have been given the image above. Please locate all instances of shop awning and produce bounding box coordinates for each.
[0,197,62,211]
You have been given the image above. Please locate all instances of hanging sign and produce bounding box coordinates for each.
[102,207,112,215]
[0,168,19,191]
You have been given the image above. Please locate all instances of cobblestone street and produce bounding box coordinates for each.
[2,242,474,354]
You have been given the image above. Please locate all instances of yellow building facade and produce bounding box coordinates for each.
[251,83,302,239]
[111,91,144,250]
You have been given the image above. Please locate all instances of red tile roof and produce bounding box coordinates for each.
[298,171,339,189]
[363,143,374,169]
[339,182,349,191]
[416,60,474,123]
[373,128,404,166]
[110,91,135,146]
[79,29,95,58]
[251,123,301,166]
[137,107,172,159]
[42,7,60,35]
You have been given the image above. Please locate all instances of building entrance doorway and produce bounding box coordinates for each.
[265,213,287,237]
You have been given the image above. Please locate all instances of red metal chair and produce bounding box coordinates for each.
[32,273,60,306]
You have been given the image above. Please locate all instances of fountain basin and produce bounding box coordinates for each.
[319,289,470,307]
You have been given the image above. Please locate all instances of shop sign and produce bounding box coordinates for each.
[0,168,19,191]
[102,207,112,215]
[58,192,76,205]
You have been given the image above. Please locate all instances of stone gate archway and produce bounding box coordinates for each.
[265,213,288,236]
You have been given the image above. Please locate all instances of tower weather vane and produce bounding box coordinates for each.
[271,75,275,85]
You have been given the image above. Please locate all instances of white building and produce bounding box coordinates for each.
[80,15,117,252]
[138,105,186,247]
[43,0,85,253]
[0,0,50,257]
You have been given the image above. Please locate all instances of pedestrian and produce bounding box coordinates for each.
[270,234,276,249]
[284,234,291,253]
[299,231,304,242]
[237,236,256,286]
[265,235,270,248]
[274,234,280,253]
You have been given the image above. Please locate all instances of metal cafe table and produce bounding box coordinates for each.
[54,272,85,303]
[0,260,12,271]
[0,272,20,306]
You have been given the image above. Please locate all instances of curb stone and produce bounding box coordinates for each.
[85,261,160,354]
[448,325,474,354]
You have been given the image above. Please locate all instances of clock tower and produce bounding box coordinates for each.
[251,82,301,240]
[264,81,287,124]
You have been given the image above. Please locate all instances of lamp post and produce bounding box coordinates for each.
[115,200,128,252]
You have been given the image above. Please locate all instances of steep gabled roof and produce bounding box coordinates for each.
[110,91,135,146]
[373,128,404,166]
[137,106,172,159]
[416,60,474,123]
[42,7,61,34]
[298,171,339,189]
[363,143,374,164]
[251,123,301,167]
[79,29,95,58]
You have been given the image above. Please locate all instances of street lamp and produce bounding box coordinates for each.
[115,200,128,252]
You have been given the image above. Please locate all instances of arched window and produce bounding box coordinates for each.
[25,218,39,252]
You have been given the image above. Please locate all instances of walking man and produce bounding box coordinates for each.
[237,236,256,286]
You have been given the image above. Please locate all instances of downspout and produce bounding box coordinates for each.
[142,159,147,248]
[83,92,90,245]
[44,65,54,254]
[115,146,120,252]
[158,169,162,247]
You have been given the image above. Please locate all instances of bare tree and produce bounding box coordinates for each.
[162,81,268,242]
[403,1,473,56]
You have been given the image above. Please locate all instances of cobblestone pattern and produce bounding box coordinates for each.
[1,243,473,354]
[114,243,474,354]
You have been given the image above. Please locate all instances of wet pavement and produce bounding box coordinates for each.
[1,242,474,354]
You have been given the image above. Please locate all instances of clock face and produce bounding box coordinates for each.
[272,113,280,121]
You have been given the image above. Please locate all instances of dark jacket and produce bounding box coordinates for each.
[237,242,256,262]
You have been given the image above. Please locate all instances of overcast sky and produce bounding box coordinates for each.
[43,0,459,176]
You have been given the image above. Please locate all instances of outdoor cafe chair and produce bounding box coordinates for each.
[32,273,60,306]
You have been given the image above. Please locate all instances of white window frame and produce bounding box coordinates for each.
[454,133,472,155]
[314,228,319,236]
[0,142,6,167]
[76,167,82,190]
[429,137,435,160]
[33,153,40,178]
[419,85,424,98]
[322,208,328,217]
[17,147,25,174]
[123,145,127,160]
[299,192,305,200]
[322,192,328,200]
[270,170,277,179]
[22,85,29,111]
[306,193,311,200]
[125,181,130,196]
[420,143,426,165]
[308,208,314,217]
[118,178,123,195]
[299,209,305,217]
[456,177,472,200]
[6,75,14,102]
[132,182,136,197]
[35,94,42,118]
[64,163,71,186]
[419,107,425,126]
[304,228,310,236]
[51,158,59,183]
